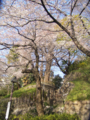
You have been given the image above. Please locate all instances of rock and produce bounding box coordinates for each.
[84,104,90,110]
[13,108,22,116]
[52,106,64,114]
[64,100,90,120]
[12,106,36,116]
[44,106,53,115]
[45,105,50,109]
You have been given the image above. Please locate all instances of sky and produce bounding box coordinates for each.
[52,66,64,78]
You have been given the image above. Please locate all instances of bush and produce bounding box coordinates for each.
[0,99,8,120]
[0,87,8,96]
[21,73,36,87]
[16,113,80,120]
[68,57,90,74]
[52,75,62,89]
[30,113,80,120]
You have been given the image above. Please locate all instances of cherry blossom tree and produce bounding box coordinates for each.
[0,0,90,116]
[28,0,90,56]
[0,1,58,115]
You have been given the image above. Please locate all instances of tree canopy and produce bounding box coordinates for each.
[0,0,90,116]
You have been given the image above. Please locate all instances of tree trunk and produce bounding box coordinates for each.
[40,61,44,82]
[35,48,44,116]
[44,59,52,83]
[35,73,44,116]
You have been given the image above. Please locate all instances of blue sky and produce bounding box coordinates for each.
[52,66,64,78]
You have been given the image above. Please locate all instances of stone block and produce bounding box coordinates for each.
[80,115,85,120]
[82,100,87,104]
[84,104,90,110]
[74,105,81,114]
[73,101,79,105]
[84,112,90,120]
[70,105,75,111]
[80,107,87,115]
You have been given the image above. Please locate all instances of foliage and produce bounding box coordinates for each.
[4,84,36,98]
[67,60,87,74]
[66,57,90,101]
[56,15,90,42]
[28,73,36,83]
[0,98,14,120]
[0,87,8,96]
[21,73,35,87]
[17,78,23,88]
[52,75,62,89]
[14,83,19,90]
[55,15,90,75]
[0,99,9,120]
[6,47,19,64]
[11,113,80,120]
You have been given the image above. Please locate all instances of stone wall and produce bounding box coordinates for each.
[55,81,74,101]
[52,78,90,120]
[65,100,90,120]
[11,78,90,120]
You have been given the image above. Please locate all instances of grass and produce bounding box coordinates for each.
[66,58,90,101]
[4,83,36,98]
[10,113,80,120]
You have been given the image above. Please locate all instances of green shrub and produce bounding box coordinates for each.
[16,113,80,120]
[0,99,9,120]
[5,87,36,98]
[0,87,8,96]
[31,113,80,120]
[52,75,62,89]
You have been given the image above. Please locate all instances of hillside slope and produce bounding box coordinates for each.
[65,57,90,101]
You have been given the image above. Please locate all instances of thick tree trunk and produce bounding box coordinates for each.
[40,62,44,82]
[22,48,44,116]
[35,73,44,116]
[35,48,44,116]
[44,59,52,83]
[40,69,44,82]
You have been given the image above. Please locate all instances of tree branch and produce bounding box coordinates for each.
[40,0,71,37]
[79,0,90,15]
[79,16,90,35]
[70,0,78,15]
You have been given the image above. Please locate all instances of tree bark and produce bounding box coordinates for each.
[35,48,44,116]
[44,59,52,83]
[40,66,44,82]
[22,48,44,116]
[35,73,44,116]
[40,56,44,82]
[71,36,90,57]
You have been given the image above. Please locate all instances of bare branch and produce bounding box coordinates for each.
[79,16,90,35]
[70,0,78,15]
[40,0,71,37]
[79,0,90,15]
